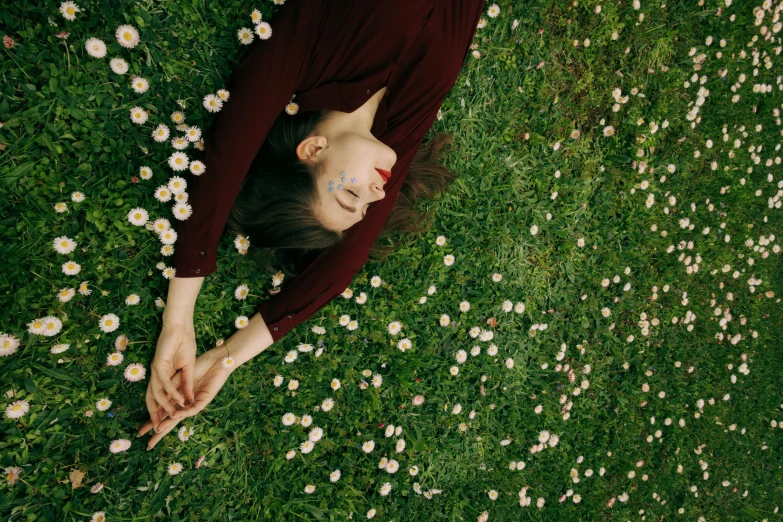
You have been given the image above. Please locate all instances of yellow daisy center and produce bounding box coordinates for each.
[209,100,216,106]
[158,130,164,136]
[47,323,55,330]
[175,158,182,165]
[135,213,142,219]
[93,45,100,51]
[260,27,267,34]
[12,404,21,411]
[61,241,68,247]
[123,32,132,41]
[67,7,75,14]
[131,368,139,375]
[105,319,113,326]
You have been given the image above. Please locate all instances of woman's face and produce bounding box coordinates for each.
[299,129,397,232]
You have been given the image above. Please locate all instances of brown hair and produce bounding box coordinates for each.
[226,109,456,278]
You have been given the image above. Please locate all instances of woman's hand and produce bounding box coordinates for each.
[146,322,197,429]
[137,345,234,449]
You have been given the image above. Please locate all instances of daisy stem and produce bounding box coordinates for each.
[3,48,31,80]
[30,270,58,288]
[63,40,71,72]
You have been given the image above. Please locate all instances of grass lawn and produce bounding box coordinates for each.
[1,0,783,520]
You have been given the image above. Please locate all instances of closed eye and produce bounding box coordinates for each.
[349,189,373,217]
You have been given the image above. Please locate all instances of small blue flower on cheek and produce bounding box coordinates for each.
[350,177,357,184]
[340,171,346,183]
[328,180,334,192]
[337,184,343,191]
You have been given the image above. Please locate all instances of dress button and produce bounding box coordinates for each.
[199,251,206,257]
[287,315,293,321]
[273,326,279,332]
[194,268,201,274]
[366,89,371,94]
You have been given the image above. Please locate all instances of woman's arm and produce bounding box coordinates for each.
[161,276,204,326]
[223,310,276,366]
[170,0,318,278]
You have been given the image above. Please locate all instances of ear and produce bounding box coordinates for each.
[296,135,328,164]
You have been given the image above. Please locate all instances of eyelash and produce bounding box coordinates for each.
[349,190,375,210]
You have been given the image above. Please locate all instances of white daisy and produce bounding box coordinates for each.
[171,111,185,124]
[124,363,146,382]
[71,191,85,202]
[95,398,112,411]
[237,27,254,45]
[5,400,30,419]
[127,207,149,226]
[130,106,148,124]
[85,38,107,58]
[110,57,129,75]
[50,343,70,354]
[59,1,81,21]
[171,136,189,150]
[99,313,120,333]
[216,89,230,101]
[202,94,223,113]
[131,77,149,94]
[487,4,501,17]
[106,352,123,366]
[152,123,170,142]
[0,334,21,357]
[172,202,193,221]
[189,160,206,176]
[185,126,202,142]
[168,152,189,172]
[168,462,183,475]
[154,186,172,202]
[284,102,299,115]
[115,25,140,48]
[109,439,131,453]
[125,294,140,306]
[250,9,262,23]
[62,261,81,275]
[254,22,272,40]
[53,236,77,255]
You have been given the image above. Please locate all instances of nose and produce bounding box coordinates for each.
[371,181,385,201]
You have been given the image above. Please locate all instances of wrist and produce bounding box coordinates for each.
[162,314,195,331]
[222,312,275,368]
[205,345,237,375]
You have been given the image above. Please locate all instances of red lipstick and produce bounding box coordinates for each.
[375,168,391,183]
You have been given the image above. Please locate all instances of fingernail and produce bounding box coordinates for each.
[147,446,152,451]
[136,432,142,438]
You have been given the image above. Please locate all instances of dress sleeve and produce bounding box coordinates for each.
[171,0,316,278]
[255,0,485,342]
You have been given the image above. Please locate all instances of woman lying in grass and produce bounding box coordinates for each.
[138,0,487,448]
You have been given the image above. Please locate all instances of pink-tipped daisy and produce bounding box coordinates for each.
[123,363,146,382]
